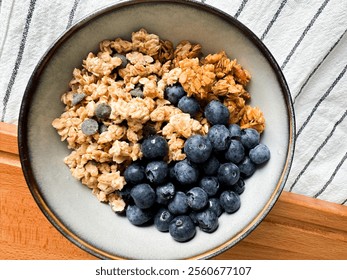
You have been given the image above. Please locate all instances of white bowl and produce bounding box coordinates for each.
[18,0,295,259]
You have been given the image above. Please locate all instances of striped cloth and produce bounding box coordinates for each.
[0,0,346,205]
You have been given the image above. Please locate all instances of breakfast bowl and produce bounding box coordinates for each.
[18,0,295,259]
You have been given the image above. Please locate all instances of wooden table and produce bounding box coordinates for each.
[1,122,346,260]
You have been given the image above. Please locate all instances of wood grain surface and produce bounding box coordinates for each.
[1,122,346,260]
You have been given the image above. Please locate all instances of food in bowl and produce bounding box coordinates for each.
[52,28,270,242]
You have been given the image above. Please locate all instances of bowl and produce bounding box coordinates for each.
[18,0,295,259]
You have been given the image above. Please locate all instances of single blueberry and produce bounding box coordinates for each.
[154,208,175,232]
[72,93,86,106]
[184,135,212,163]
[164,84,186,105]
[204,100,230,125]
[208,198,223,217]
[81,119,99,135]
[145,160,168,184]
[126,205,154,226]
[231,178,245,195]
[169,215,196,242]
[225,139,245,164]
[124,162,145,185]
[156,182,176,205]
[168,191,189,215]
[141,135,169,159]
[199,176,219,197]
[177,96,200,117]
[113,53,128,68]
[95,103,112,120]
[142,123,157,138]
[218,162,240,187]
[99,124,108,134]
[240,128,260,149]
[219,191,241,214]
[130,87,144,98]
[249,143,271,165]
[207,124,231,151]
[202,155,221,176]
[130,183,156,209]
[174,159,199,185]
[186,187,209,211]
[195,209,219,233]
[228,124,242,139]
[238,156,256,178]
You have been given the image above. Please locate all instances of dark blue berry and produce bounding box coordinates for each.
[229,124,242,139]
[81,119,98,135]
[141,135,168,159]
[231,178,245,195]
[249,143,271,164]
[72,93,86,106]
[95,103,112,120]
[113,53,128,68]
[199,176,219,197]
[208,198,223,217]
[126,205,154,226]
[207,124,231,151]
[165,84,186,105]
[154,208,175,232]
[177,96,200,117]
[195,209,219,233]
[218,162,240,186]
[204,100,230,125]
[130,87,144,98]
[186,187,209,211]
[240,128,260,149]
[225,139,245,164]
[169,215,196,242]
[156,182,175,205]
[238,156,256,177]
[145,161,168,184]
[124,162,145,185]
[99,124,108,134]
[168,191,189,215]
[202,155,220,176]
[173,159,199,185]
[184,135,212,163]
[219,191,241,214]
[130,183,155,209]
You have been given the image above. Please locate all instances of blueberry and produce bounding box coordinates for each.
[195,209,219,233]
[207,124,231,151]
[177,96,200,117]
[208,198,223,217]
[154,208,175,232]
[199,177,219,197]
[130,87,144,98]
[231,178,245,195]
[169,215,196,242]
[99,124,108,134]
[72,93,86,106]
[156,182,175,205]
[225,139,245,164]
[184,135,212,163]
[142,123,157,138]
[240,128,260,149]
[249,143,271,164]
[238,156,256,177]
[130,183,155,209]
[126,205,154,226]
[202,155,220,176]
[204,100,230,125]
[124,162,145,185]
[187,187,209,211]
[95,103,112,120]
[113,53,128,68]
[164,84,186,105]
[141,135,169,159]
[173,159,199,185]
[218,162,240,186]
[168,191,189,215]
[228,124,241,139]
[219,191,241,214]
[145,161,168,184]
[81,118,99,135]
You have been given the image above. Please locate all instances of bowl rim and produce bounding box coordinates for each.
[18,0,296,260]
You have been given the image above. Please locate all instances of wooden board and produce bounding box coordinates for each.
[1,122,346,260]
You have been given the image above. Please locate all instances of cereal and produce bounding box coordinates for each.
[52,28,265,214]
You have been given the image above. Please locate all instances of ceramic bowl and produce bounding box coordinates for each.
[18,0,295,259]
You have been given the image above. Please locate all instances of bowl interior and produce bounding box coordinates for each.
[19,0,294,259]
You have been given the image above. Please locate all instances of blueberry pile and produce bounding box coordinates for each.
[119,84,270,242]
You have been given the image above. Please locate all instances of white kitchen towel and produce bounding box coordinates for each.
[0,0,346,205]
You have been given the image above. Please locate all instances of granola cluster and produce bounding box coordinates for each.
[52,28,265,212]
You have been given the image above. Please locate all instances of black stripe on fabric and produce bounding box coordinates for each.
[289,110,347,192]
[234,0,249,19]
[342,199,347,205]
[280,0,330,70]
[294,29,347,103]
[1,0,36,122]
[260,0,288,41]
[313,152,347,198]
[296,64,347,138]
[66,0,80,29]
